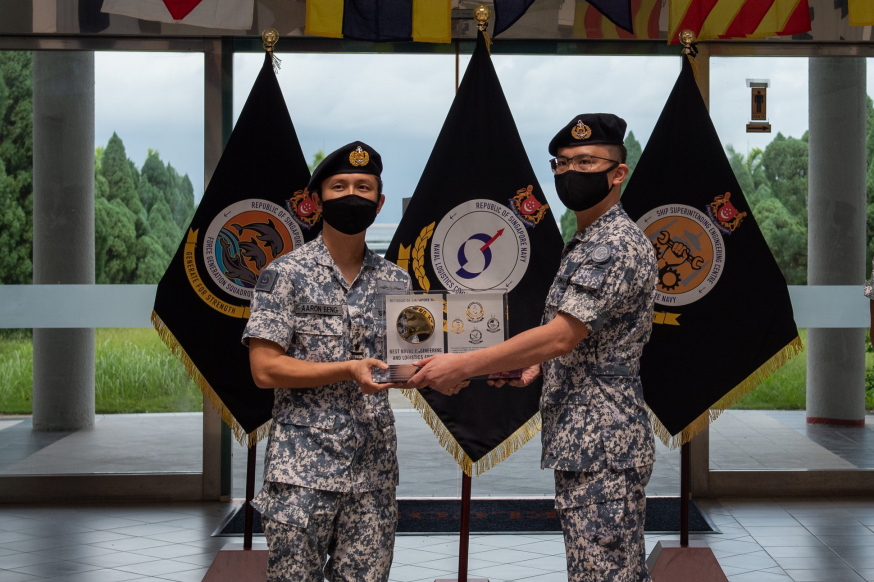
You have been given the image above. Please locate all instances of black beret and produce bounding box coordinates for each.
[548,114,627,156]
[307,141,383,193]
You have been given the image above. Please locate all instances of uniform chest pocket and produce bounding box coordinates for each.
[570,266,608,291]
[294,313,345,337]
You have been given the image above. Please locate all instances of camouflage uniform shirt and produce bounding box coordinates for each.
[242,234,411,493]
[540,203,657,474]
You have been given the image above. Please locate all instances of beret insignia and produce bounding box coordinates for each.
[571,120,592,140]
[349,146,370,167]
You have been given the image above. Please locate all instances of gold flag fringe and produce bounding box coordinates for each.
[151,311,270,447]
[651,335,805,449]
[400,388,541,477]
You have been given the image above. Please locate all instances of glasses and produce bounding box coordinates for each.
[550,154,619,175]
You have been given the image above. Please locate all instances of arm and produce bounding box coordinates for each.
[406,312,589,393]
[249,338,399,395]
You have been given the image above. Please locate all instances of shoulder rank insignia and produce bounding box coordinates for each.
[571,120,592,140]
[255,270,279,293]
[349,146,370,167]
[591,244,612,264]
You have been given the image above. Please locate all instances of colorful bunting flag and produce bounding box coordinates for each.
[305,0,452,42]
[668,0,811,42]
[101,0,254,30]
[573,0,662,39]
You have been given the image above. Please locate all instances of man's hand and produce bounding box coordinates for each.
[406,354,470,395]
[487,364,541,388]
[348,359,402,395]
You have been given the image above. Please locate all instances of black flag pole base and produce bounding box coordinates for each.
[202,444,270,582]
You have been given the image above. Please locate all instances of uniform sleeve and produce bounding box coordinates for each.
[557,258,634,335]
[242,267,295,351]
[865,257,874,300]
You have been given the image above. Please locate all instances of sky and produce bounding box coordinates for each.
[94,51,865,225]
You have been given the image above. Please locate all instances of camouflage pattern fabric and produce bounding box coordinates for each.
[865,257,873,299]
[242,234,411,493]
[255,481,397,582]
[539,203,657,474]
[555,464,653,582]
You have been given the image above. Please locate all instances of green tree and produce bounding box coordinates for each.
[94,197,138,284]
[101,133,148,237]
[760,132,809,221]
[0,51,33,284]
[754,197,807,284]
[133,235,171,284]
[309,149,325,173]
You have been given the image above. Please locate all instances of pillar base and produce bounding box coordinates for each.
[806,417,864,426]
[646,540,728,582]
[201,541,267,582]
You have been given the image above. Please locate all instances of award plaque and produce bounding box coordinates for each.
[373,292,521,383]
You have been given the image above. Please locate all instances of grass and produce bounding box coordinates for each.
[0,328,202,415]
[731,329,874,411]
[1,328,872,415]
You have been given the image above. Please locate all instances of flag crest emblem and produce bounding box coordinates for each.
[285,189,322,230]
[509,185,549,227]
[707,193,747,234]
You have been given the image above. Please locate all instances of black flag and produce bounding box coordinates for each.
[386,32,564,475]
[152,53,320,444]
[622,55,802,445]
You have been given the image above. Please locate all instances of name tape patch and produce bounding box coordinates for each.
[295,303,344,316]
[377,280,407,294]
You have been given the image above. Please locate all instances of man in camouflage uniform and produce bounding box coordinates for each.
[409,114,657,582]
[244,142,410,582]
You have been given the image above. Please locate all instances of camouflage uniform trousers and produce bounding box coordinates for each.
[555,463,653,582]
[259,483,397,582]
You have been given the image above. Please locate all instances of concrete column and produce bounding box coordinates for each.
[807,57,867,426]
[31,52,96,431]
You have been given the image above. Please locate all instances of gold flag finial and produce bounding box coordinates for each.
[474,5,492,52]
[262,28,282,73]
[679,29,699,79]
[474,5,491,31]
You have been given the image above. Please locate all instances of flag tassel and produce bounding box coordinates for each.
[151,310,270,447]
[401,388,542,477]
[651,334,805,449]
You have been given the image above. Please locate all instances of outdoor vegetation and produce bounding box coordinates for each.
[1,50,873,415]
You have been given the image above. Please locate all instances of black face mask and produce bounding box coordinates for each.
[554,164,618,212]
[320,194,379,235]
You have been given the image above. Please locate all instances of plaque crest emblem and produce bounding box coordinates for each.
[466,302,484,323]
[486,316,500,333]
[450,318,465,334]
[706,192,747,235]
[349,146,370,167]
[469,329,483,344]
[571,120,592,140]
[285,189,321,230]
[509,185,549,228]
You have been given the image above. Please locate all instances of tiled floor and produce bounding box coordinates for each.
[3,498,874,581]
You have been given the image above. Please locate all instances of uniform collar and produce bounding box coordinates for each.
[313,233,380,270]
[572,203,625,245]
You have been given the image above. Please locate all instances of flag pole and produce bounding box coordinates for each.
[680,441,690,546]
[243,442,257,549]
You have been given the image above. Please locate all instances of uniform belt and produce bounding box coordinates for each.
[593,363,637,377]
